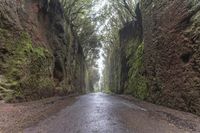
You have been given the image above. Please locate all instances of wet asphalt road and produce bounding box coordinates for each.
[24,93,200,133]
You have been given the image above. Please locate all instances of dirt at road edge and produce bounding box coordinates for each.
[0,96,77,133]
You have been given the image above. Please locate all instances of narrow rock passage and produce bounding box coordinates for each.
[24,93,200,133]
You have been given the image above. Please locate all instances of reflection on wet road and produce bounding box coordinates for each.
[24,93,200,133]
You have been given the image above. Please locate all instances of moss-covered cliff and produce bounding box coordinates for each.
[0,0,86,102]
[105,5,148,100]
[104,1,200,116]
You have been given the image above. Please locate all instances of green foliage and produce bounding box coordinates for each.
[61,0,101,92]
[61,0,101,66]
[107,0,138,26]
[126,41,148,100]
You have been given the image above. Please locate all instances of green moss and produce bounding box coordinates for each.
[0,29,54,102]
[125,40,148,100]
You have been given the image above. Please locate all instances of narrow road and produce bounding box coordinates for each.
[24,93,200,133]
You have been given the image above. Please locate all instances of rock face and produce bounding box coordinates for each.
[107,4,148,99]
[119,4,147,100]
[141,0,200,115]
[107,1,200,116]
[0,0,86,102]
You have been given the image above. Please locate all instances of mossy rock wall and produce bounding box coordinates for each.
[105,4,148,99]
[0,29,54,102]
[125,40,148,100]
[0,0,86,102]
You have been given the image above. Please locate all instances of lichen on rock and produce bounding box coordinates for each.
[0,28,54,102]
